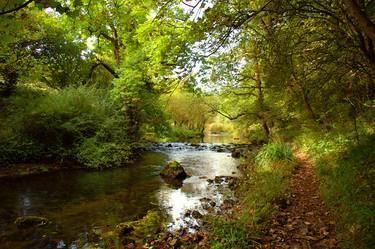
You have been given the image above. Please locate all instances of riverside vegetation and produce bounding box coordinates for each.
[0,0,374,248]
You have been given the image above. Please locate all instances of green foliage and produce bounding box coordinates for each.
[76,137,131,169]
[208,122,226,134]
[26,34,92,88]
[246,124,268,144]
[0,6,93,94]
[166,126,204,140]
[21,86,109,158]
[163,89,214,139]
[255,143,294,169]
[241,148,295,225]
[0,87,45,164]
[0,136,42,165]
[0,86,132,168]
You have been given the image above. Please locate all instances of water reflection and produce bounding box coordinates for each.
[0,144,240,248]
[0,152,167,249]
[20,194,32,215]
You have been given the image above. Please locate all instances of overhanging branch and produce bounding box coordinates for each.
[0,0,34,15]
[90,58,119,78]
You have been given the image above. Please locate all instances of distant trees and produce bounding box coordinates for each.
[165,90,213,136]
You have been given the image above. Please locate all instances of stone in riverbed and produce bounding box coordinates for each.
[116,223,135,236]
[191,210,203,219]
[15,216,48,228]
[116,210,163,241]
[231,148,241,158]
[160,160,187,180]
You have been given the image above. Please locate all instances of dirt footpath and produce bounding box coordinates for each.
[261,152,339,249]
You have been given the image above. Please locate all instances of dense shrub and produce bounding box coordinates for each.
[0,135,42,165]
[167,126,203,140]
[0,86,132,168]
[76,117,132,168]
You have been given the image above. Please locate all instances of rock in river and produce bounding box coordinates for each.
[160,160,188,180]
[191,210,203,219]
[14,216,48,228]
[231,148,241,158]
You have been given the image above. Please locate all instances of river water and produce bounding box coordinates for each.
[0,139,241,249]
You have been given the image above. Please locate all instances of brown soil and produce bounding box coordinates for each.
[260,152,339,249]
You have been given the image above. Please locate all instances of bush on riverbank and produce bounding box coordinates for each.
[0,86,133,168]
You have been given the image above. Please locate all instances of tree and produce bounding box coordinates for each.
[0,5,92,94]
[165,89,213,135]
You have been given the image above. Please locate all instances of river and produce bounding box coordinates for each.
[0,139,242,249]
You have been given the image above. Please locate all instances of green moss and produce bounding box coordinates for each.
[168,160,180,168]
[160,160,187,179]
[116,210,164,243]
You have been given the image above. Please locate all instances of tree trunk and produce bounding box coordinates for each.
[302,90,317,120]
[254,48,270,138]
[112,27,121,67]
[262,120,270,137]
[344,0,375,43]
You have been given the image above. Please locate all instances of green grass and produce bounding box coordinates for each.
[208,218,255,249]
[255,142,295,169]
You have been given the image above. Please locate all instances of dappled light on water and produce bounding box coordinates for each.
[155,143,240,230]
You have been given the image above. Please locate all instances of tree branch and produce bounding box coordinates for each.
[0,0,34,15]
[203,101,256,120]
[214,109,254,120]
[92,58,119,78]
[344,0,375,42]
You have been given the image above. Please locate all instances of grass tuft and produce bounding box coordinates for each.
[255,143,294,169]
